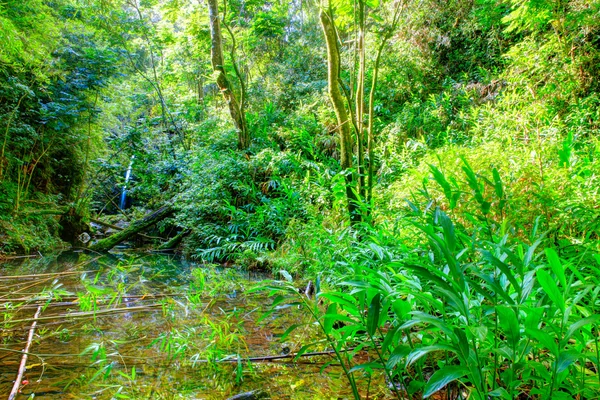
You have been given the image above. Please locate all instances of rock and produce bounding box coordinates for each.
[78,232,91,244]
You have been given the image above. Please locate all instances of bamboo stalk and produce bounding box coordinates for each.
[8,305,41,400]
[0,270,95,281]
[0,293,178,303]
[2,304,162,325]
[0,277,57,300]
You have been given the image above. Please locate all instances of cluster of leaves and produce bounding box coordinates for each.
[262,164,600,399]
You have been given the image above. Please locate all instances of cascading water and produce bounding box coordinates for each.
[119,155,135,210]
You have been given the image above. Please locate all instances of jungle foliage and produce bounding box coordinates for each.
[1,0,599,397]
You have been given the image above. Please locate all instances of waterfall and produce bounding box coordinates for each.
[119,155,135,210]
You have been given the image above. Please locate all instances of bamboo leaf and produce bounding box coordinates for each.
[280,324,303,341]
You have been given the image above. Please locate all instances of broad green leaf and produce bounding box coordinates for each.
[386,344,411,369]
[537,269,565,311]
[496,306,520,347]
[392,299,412,320]
[319,292,358,313]
[523,238,542,268]
[525,328,558,355]
[545,248,565,287]
[429,164,458,209]
[556,349,579,373]
[381,325,401,354]
[367,293,381,336]
[488,387,511,399]
[482,251,521,298]
[492,168,504,199]
[406,344,454,366]
[438,211,456,252]
[452,327,471,363]
[565,315,600,341]
[324,303,338,334]
[423,366,468,398]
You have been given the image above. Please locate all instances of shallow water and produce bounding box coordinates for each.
[0,252,393,399]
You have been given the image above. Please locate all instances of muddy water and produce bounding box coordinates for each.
[0,252,393,399]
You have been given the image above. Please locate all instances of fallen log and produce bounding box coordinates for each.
[89,205,173,252]
[157,229,190,251]
[90,218,160,241]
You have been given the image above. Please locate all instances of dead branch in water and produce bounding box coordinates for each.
[0,270,95,281]
[8,305,42,400]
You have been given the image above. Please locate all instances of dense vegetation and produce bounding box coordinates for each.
[1,0,599,398]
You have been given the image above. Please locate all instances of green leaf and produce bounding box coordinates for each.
[537,269,565,312]
[439,211,456,253]
[406,344,454,366]
[367,293,381,336]
[556,349,579,373]
[452,327,471,364]
[545,248,565,288]
[492,168,504,199]
[429,164,458,209]
[488,387,511,399]
[392,299,411,320]
[319,292,358,312]
[349,362,383,373]
[525,328,558,355]
[324,303,338,334]
[280,324,303,341]
[565,315,600,341]
[481,251,521,299]
[386,344,411,369]
[423,366,468,398]
[496,306,520,347]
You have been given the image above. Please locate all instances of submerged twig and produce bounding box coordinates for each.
[8,305,42,400]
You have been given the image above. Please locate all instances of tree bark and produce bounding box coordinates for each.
[320,8,360,223]
[207,0,249,150]
[89,205,173,252]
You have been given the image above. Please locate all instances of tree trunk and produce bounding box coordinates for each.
[89,205,173,252]
[207,0,249,150]
[320,9,361,223]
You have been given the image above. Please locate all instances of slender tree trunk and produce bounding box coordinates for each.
[207,0,249,150]
[355,1,366,200]
[320,8,360,223]
[366,1,404,206]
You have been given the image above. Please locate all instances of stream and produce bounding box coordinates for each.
[0,252,391,399]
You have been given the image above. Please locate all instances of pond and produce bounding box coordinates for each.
[0,252,393,399]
